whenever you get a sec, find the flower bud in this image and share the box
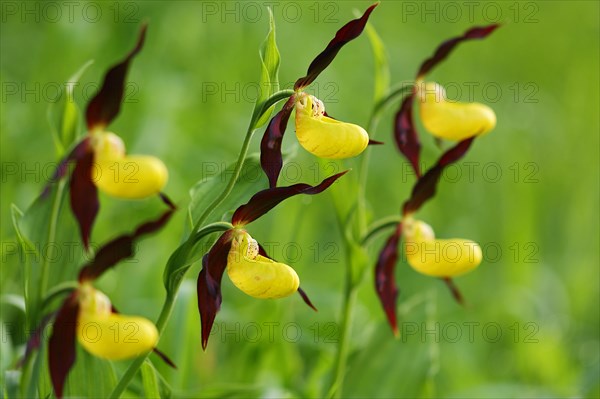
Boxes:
[295,94,369,159]
[404,219,482,277]
[227,232,299,299]
[417,82,496,141]
[76,285,158,360]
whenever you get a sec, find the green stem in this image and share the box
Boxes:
[109,90,294,398]
[191,89,294,233]
[109,222,231,399]
[360,216,404,247]
[327,85,412,398]
[327,276,358,399]
[38,179,66,316]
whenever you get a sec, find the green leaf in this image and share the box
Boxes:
[141,361,162,398]
[64,347,118,397]
[365,23,390,106]
[186,152,268,236]
[47,60,94,156]
[254,7,280,128]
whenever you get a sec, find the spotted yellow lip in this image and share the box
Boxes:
[417,82,496,141]
[226,231,299,299]
[403,219,482,277]
[91,131,168,199]
[294,94,369,159]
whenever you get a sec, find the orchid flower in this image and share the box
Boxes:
[197,171,346,349]
[260,3,378,188]
[49,24,169,249]
[47,202,175,398]
[375,25,500,335]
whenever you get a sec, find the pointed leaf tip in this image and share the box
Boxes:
[294,3,378,89]
[232,171,348,226]
[375,224,402,335]
[86,23,147,130]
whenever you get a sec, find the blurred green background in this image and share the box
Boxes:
[1,1,598,398]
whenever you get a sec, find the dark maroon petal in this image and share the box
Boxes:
[42,138,91,197]
[17,313,56,368]
[70,149,99,251]
[197,231,233,350]
[417,24,500,78]
[294,3,378,90]
[442,277,465,306]
[403,138,474,215]
[375,223,402,336]
[260,97,295,188]
[232,171,348,226]
[152,347,177,369]
[85,24,147,130]
[78,205,176,282]
[298,287,317,312]
[49,293,79,399]
[394,94,421,177]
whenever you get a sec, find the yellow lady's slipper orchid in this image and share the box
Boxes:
[91,132,168,199]
[417,82,496,141]
[404,219,482,277]
[295,94,369,159]
[227,231,299,299]
[76,285,158,360]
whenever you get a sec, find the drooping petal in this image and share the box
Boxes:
[418,82,496,140]
[374,223,402,336]
[197,231,233,350]
[417,24,500,78]
[294,3,378,90]
[226,232,299,299]
[260,97,295,188]
[442,277,465,305]
[49,293,79,399]
[78,202,175,282]
[394,94,421,177]
[295,95,369,159]
[70,147,99,250]
[86,24,147,130]
[403,138,474,215]
[43,138,91,197]
[404,219,482,278]
[94,155,168,199]
[232,171,348,226]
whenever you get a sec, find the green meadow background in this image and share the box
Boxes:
[1,1,598,398]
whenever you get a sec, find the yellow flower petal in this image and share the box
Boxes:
[91,132,168,199]
[227,232,299,299]
[76,285,158,360]
[77,312,158,360]
[418,82,496,141]
[404,219,482,277]
[94,155,168,199]
[295,94,369,159]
